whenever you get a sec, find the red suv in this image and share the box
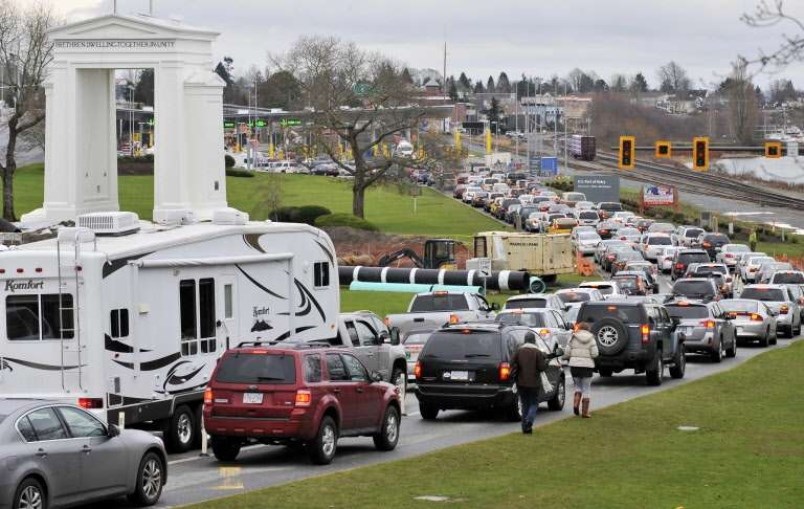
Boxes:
[203,345,401,465]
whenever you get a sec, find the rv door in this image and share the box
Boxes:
[218,276,238,351]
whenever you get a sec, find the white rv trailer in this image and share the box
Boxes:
[0,211,339,452]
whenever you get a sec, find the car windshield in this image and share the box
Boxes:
[411,295,471,312]
[612,276,638,288]
[424,332,502,360]
[403,332,432,345]
[773,273,804,284]
[666,305,710,319]
[648,236,672,245]
[720,300,759,313]
[557,292,591,303]
[579,305,642,324]
[695,266,727,275]
[496,312,547,327]
[216,353,296,384]
[505,298,547,309]
[580,211,598,219]
[673,280,715,296]
[740,288,786,301]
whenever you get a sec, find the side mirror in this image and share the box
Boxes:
[677,332,686,342]
[491,302,500,311]
[370,371,383,383]
[378,331,389,344]
[671,316,681,327]
[389,327,400,346]
[108,423,121,438]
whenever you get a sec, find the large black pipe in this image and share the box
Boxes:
[338,266,532,292]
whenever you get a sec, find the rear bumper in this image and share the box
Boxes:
[203,414,316,442]
[596,347,653,371]
[415,383,515,410]
[733,322,767,339]
[683,332,716,353]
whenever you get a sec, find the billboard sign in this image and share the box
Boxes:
[573,175,620,203]
[642,184,676,207]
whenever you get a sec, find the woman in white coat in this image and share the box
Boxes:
[562,321,599,418]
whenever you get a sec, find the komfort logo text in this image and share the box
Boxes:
[5,280,45,293]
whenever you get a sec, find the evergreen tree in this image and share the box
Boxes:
[486,76,495,93]
[458,72,472,90]
[497,72,511,93]
[474,80,485,93]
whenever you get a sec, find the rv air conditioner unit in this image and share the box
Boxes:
[77,212,140,235]
[153,209,196,226]
[212,208,249,225]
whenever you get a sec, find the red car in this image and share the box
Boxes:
[203,345,401,465]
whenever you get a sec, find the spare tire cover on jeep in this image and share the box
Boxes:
[592,317,629,355]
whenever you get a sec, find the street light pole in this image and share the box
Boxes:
[128,85,134,156]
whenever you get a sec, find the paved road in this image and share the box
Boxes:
[132,271,800,508]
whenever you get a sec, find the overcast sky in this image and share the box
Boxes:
[31,0,804,90]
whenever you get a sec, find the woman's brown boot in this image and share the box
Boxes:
[581,398,591,418]
[573,393,582,416]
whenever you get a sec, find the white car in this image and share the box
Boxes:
[611,211,636,223]
[575,209,601,226]
[578,280,624,299]
[573,231,602,255]
[615,227,642,244]
[674,227,706,247]
[574,201,595,211]
[641,233,674,261]
[494,308,572,349]
[656,246,681,274]
[741,255,776,283]
[715,243,751,270]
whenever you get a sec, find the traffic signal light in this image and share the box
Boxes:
[692,136,709,171]
[655,140,671,159]
[765,141,782,159]
[618,136,635,170]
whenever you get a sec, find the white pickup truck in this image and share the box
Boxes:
[384,291,498,336]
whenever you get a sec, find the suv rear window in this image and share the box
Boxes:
[557,292,590,303]
[772,273,804,284]
[423,332,502,360]
[648,236,672,245]
[684,229,704,238]
[496,313,546,327]
[505,298,546,309]
[679,252,709,264]
[410,295,470,312]
[740,288,786,301]
[599,203,623,211]
[666,305,709,319]
[694,266,727,275]
[704,234,729,243]
[673,280,716,297]
[579,211,598,219]
[578,305,644,324]
[216,353,296,384]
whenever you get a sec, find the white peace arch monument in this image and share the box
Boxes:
[22,10,231,224]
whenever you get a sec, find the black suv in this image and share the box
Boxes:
[575,301,685,386]
[698,233,731,261]
[671,278,720,302]
[671,249,711,281]
[414,324,565,421]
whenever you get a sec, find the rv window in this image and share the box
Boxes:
[110,309,129,338]
[179,280,197,356]
[224,284,233,319]
[6,294,73,341]
[314,262,329,288]
[199,278,216,353]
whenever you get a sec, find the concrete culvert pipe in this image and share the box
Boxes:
[338,266,532,292]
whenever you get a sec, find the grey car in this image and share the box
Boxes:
[0,399,167,509]
[665,301,738,362]
[740,284,803,338]
[719,299,778,347]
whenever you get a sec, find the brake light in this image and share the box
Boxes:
[703,242,711,248]
[414,361,422,379]
[676,263,684,270]
[700,320,716,329]
[780,305,789,315]
[499,362,511,382]
[750,313,762,321]
[640,324,650,344]
[204,388,213,405]
[78,398,103,410]
[725,253,734,258]
[449,314,460,324]
[295,390,312,407]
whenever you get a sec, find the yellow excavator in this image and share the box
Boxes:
[377,239,458,270]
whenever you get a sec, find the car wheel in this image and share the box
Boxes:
[646,353,663,386]
[506,389,523,421]
[592,318,629,355]
[373,405,401,451]
[127,451,164,507]
[760,330,770,347]
[391,368,407,394]
[710,339,724,363]
[14,477,46,509]
[669,345,686,379]
[211,436,241,462]
[166,405,195,453]
[795,321,802,337]
[770,328,778,345]
[419,402,439,421]
[547,376,566,411]
[597,368,613,377]
[726,337,737,358]
[308,416,338,465]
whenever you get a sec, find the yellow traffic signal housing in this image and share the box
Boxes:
[655,140,671,158]
[618,136,636,170]
[765,141,782,159]
[692,136,709,171]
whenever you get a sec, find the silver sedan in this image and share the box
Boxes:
[0,399,167,509]
[719,299,778,347]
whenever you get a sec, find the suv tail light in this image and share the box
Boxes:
[414,361,422,379]
[780,305,789,315]
[295,390,312,407]
[78,398,103,409]
[640,324,650,344]
[699,320,716,329]
[498,362,511,382]
[203,388,213,406]
[675,263,684,270]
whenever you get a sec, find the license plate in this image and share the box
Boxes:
[243,393,263,404]
[449,370,469,381]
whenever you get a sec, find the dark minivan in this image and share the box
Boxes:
[671,249,711,280]
[414,324,565,420]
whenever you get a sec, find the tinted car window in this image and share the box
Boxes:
[772,273,804,284]
[673,280,716,297]
[740,288,786,301]
[423,332,502,360]
[326,353,350,381]
[496,312,546,327]
[410,295,470,312]
[304,354,322,383]
[720,301,759,313]
[578,305,643,324]
[684,229,704,238]
[216,353,296,384]
[403,331,432,345]
[679,253,710,264]
[647,236,672,245]
[557,292,591,303]
[26,408,68,441]
[58,407,106,438]
[705,234,729,243]
[17,416,36,442]
[505,298,546,309]
[666,305,710,319]
[342,354,369,382]
[694,266,727,275]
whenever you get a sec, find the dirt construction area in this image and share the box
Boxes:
[326,227,470,267]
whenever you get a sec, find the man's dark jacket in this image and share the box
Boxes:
[511,343,548,389]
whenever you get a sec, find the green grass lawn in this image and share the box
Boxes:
[186,340,804,509]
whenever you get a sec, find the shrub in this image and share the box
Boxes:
[270,206,301,222]
[315,213,379,231]
[226,167,254,178]
[296,205,332,225]
[225,154,235,168]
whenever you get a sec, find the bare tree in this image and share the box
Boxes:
[726,59,759,144]
[0,0,54,220]
[742,0,804,71]
[657,61,690,93]
[273,36,436,218]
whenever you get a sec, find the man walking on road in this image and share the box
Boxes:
[511,332,548,434]
[749,228,758,252]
